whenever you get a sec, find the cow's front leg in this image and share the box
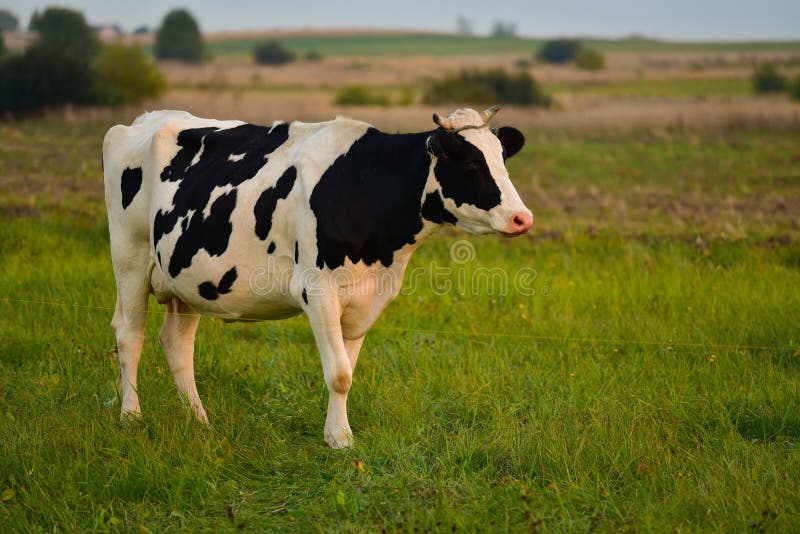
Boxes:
[304,294,354,448]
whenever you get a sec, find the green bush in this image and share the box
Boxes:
[334,85,390,106]
[92,45,166,105]
[304,51,323,62]
[575,47,605,71]
[0,33,5,60]
[422,68,551,107]
[537,39,581,64]
[514,58,532,69]
[397,88,415,106]
[751,62,786,94]
[155,9,204,62]
[253,41,296,65]
[788,75,800,102]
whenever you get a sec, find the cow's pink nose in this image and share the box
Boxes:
[508,212,533,235]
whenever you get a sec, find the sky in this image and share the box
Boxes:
[4,0,799,40]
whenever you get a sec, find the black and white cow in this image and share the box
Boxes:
[103,106,533,448]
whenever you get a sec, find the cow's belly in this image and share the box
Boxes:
[151,260,303,321]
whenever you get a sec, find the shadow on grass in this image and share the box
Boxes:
[726,398,800,443]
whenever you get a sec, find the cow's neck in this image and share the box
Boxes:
[312,127,443,272]
[365,128,444,254]
[333,129,445,339]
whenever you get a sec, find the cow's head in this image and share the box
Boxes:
[426,106,533,236]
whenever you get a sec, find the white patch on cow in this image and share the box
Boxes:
[203,185,235,218]
[187,135,207,170]
[228,153,245,162]
[289,118,370,194]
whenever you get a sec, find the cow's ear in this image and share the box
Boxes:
[497,127,525,159]
[427,129,461,160]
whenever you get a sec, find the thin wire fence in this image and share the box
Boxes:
[0,296,787,354]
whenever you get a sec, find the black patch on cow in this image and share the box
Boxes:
[120,167,143,209]
[301,288,308,305]
[294,241,299,263]
[267,241,276,254]
[157,251,162,268]
[428,129,502,210]
[168,189,237,277]
[153,122,290,277]
[310,129,433,269]
[198,266,238,300]
[254,166,296,240]
[421,191,457,224]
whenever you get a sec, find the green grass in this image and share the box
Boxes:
[193,33,800,58]
[1,120,799,531]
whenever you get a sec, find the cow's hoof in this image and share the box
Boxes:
[190,404,210,427]
[119,408,143,426]
[325,429,354,449]
[119,408,142,423]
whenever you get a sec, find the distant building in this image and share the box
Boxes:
[92,24,123,41]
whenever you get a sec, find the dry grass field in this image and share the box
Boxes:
[50,46,799,133]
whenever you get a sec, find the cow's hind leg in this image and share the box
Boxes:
[159,298,208,424]
[344,336,364,372]
[111,264,150,420]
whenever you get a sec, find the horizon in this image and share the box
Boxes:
[3,0,800,41]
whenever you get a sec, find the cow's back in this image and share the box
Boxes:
[104,111,373,320]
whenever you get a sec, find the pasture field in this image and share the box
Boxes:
[194,33,800,57]
[1,117,799,532]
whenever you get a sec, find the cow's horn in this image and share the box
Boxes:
[481,105,500,123]
[432,113,453,130]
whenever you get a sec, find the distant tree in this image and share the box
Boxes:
[133,25,150,35]
[789,74,800,102]
[0,8,19,32]
[155,9,204,62]
[751,62,786,94]
[29,6,100,60]
[491,21,517,38]
[0,5,169,116]
[253,41,295,65]
[537,39,581,64]
[0,7,105,116]
[575,47,605,70]
[456,16,474,36]
[92,45,166,105]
